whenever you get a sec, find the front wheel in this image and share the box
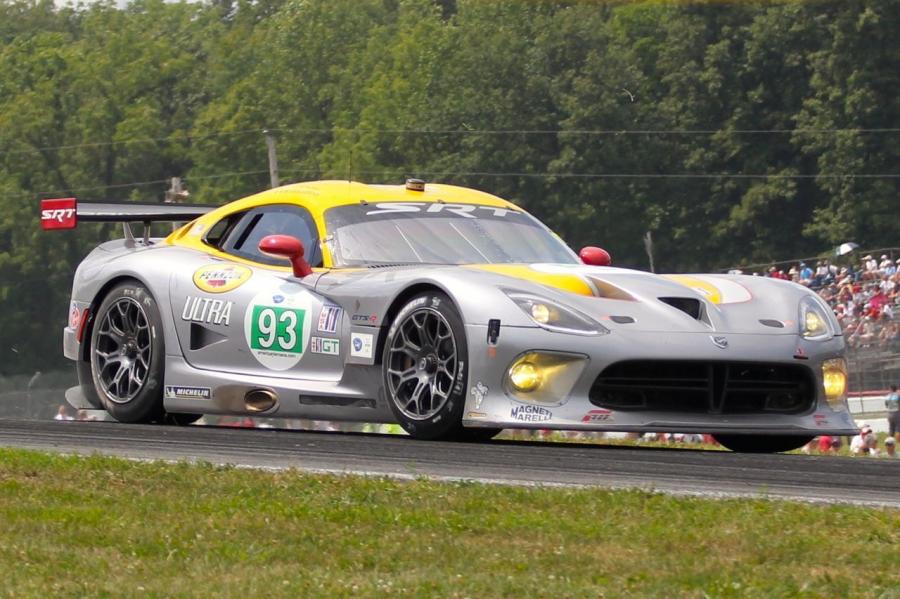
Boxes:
[383,291,469,440]
[713,434,814,454]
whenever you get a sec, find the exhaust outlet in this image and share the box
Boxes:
[244,388,278,413]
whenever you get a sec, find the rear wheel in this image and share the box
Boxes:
[383,291,469,440]
[90,282,165,423]
[713,434,814,454]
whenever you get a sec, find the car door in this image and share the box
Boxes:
[168,203,347,382]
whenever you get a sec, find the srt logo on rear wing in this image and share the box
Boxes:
[40,198,77,230]
[42,208,76,222]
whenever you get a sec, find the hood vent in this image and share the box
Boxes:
[658,296,704,321]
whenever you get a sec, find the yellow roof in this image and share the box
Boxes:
[168,180,519,268]
[214,180,514,217]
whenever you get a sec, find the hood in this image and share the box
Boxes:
[466,263,808,335]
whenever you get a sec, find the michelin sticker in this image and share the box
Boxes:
[244,290,313,370]
[165,385,211,400]
[350,332,374,358]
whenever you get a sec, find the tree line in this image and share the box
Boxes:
[0,0,897,374]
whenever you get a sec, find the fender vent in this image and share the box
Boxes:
[190,323,227,350]
[659,297,703,320]
[590,360,815,415]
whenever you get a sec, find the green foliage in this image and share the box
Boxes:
[0,0,897,373]
[0,449,898,595]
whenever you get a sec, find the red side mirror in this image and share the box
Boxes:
[580,246,611,267]
[259,235,313,278]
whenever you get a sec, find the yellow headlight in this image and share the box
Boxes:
[804,311,826,337]
[509,361,542,392]
[530,303,551,324]
[822,358,847,406]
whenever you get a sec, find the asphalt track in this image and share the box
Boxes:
[0,418,898,508]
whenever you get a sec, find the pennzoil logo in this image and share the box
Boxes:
[193,264,252,294]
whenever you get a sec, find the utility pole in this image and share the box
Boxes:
[264,129,280,188]
[164,177,189,203]
[644,231,655,273]
[164,177,190,232]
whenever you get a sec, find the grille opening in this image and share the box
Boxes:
[659,297,703,320]
[590,360,815,415]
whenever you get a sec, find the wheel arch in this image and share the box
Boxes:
[79,274,155,362]
[375,282,459,365]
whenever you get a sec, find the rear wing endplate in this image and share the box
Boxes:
[40,197,216,243]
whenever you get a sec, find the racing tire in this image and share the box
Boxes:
[75,360,104,409]
[383,291,469,440]
[89,281,165,423]
[713,434,814,454]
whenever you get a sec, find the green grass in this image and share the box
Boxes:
[0,449,897,598]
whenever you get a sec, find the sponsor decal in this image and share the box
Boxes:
[310,337,340,355]
[365,202,517,219]
[582,409,613,423]
[181,296,232,326]
[510,404,552,423]
[40,197,77,230]
[466,411,487,419]
[813,413,829,427]
[193,264,252,294]
[470,381,488,409]
[272,294,285,304]
[431,296,441,308]
[351,313,378,324]
[710,335,729,349]
[350,332,374,358]
[164,385,211,400]
[244,289,313,370]
[69,302,81,329]
[318,304,342,333]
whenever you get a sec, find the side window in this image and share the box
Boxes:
[222,205,322,267]
[203,212,245,249]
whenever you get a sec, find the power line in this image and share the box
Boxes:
[19,167,898,201]
[2,126,899,157]
[352,170,900,180]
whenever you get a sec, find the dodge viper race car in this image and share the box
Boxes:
[42,179,857,452]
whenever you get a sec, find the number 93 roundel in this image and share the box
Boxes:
[244,289,313,370]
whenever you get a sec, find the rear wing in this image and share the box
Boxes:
[40,197,216,242]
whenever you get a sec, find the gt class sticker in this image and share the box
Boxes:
[244,290,313,370]
[193,264,252,294]
[310,337,340,355]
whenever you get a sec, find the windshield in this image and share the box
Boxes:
[324,202,579,267]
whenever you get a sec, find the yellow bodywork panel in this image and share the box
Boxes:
[467,264,595,296]
[165,180,518,270]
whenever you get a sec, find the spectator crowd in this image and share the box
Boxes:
[762,252,899,350]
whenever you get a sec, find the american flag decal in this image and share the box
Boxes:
[318,304,342,333]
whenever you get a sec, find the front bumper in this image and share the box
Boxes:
[461,324,857,436]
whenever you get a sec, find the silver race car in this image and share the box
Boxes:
[43,179,857,452]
